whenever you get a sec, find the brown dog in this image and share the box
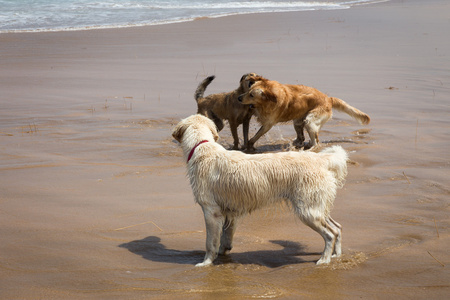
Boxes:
[238,77,370,152]
[194,73,260,150]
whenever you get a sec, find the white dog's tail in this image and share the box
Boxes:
[320,145,348,188]
[195,75,215,102]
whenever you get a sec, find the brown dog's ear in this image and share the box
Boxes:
[263,90,277,103]
[249,77,261,88]
[172,123,186,142]
[252,88,263,97]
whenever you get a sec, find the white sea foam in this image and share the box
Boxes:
[0,0,388,33]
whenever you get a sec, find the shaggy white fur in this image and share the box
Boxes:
[172,114,348,266]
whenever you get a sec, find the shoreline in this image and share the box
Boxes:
[1,0,449,298]
[0,0,390,34]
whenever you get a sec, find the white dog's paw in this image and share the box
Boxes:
[195,258,213,267]
[219,245,232,255]
[219,249,231,256]
[316,257,331,265]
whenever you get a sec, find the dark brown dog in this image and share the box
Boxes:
[194,74,261,150]
[238,77,370,152]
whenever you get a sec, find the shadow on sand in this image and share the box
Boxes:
[241,138,361,154]
[119,236,321,267]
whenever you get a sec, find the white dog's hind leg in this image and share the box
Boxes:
[315,220,336,265]
[301,217,336,265]
[327,217,342,257]
[295,205,336,265]
[196,205,225,267]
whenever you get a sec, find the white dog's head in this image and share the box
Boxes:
[172,114,219,144]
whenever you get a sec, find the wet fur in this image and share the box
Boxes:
[238,77,370,152]
[194,73,260,150]
[172,114,348,266]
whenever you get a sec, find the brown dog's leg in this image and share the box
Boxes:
[246,124,273,152]
[304,118,320,149]
[304,110,331,149]
[293,118,306,148]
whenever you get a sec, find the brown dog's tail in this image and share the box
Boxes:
[194,75,215,103]
[331,97,370,125]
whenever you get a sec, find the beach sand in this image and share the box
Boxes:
[0,0,449,298]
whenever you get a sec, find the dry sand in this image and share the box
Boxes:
[0,0,449,298]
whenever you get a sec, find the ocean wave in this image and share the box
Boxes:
[0,0,388,33]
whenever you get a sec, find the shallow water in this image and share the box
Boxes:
[0,1,449,298]
[1,91,447,298]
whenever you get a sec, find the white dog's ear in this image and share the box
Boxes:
[203,118,219,141]
[172,123,186,142]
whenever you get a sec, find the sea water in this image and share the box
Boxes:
[0,0,387,33]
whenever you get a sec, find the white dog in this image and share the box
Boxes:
[172,114,348,266]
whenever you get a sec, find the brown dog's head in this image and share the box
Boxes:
[238,81,277,107]
[172,114,219,144]
[238,73,266,93]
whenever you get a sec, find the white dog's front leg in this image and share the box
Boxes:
[219,217,237,255]
[196,205,225,267]
[195,258,214,267]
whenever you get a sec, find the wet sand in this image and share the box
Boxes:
[1,0,449,298]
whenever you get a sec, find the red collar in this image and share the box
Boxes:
[187,140,208,163]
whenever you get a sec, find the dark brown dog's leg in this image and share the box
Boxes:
[229,120,240,150]
[208,111,224,132]
[241,116,251,150]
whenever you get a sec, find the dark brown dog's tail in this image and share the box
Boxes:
[194,75,215,103]
[331,97,370,125]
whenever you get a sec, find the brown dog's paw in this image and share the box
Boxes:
[243,146,257,154]
[293,139,306,150]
